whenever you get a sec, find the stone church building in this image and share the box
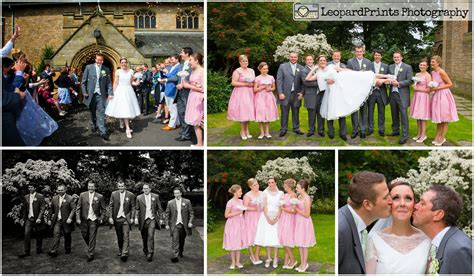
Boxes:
[2,2,203,75]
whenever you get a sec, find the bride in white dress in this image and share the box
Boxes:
[254,177,283,268]
[105,57,141,138]
[366,182,430,274]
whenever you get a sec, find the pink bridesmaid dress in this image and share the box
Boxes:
[294,195,316,247]
[184,71,204,126]
[254,74,279,122]
[223,199,247,250]
[278,193,296,247]
[410,73,431,120]
[243,191,263,246]
[431,71,458,123]
[227,68,256,122]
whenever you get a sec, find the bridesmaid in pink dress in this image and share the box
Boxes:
[243,178,263,265]
[227,55,256,140]
[409,58,432,143]
[223,184,247,269]
[278,179,298,270]
[294,180,316,273]
[183,53,204,147]
[253,62,278,139]
[430,55,458,146]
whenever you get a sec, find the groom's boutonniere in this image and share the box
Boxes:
[101,70,107,77]
[362,64,367,69]
[399,68,403,73]
[380,67,384,72]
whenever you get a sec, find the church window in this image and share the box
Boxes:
[135,10,156,29]
[176,10,199,30]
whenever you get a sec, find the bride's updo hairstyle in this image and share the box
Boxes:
[247,178,258,188]
[389,180,417,201]
[317,55,327,62]
[348,171,386,209]
[283,178,296,191]
[228,184,242,195]
[297,179,309,192]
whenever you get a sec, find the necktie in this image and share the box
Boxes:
[29,194,34,218]
[58,196,63,220]
[361,229,368,257]
[428,244,439,274]
[358,60,362,69]
[291,64,296,75]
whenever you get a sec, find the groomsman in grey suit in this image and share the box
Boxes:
[294,54,319,137]
[175,47,193,142]
[19,185,46,258]
[165,187,194,263]
[413,185,472,274]
[328,50,348,140]
[368,49,389,136]
[338,171,392,274]
[276,52,305,137]
[388,51,413,144]
[346,45,372,139]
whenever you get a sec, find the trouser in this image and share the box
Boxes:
[49,220,72,253]
[141,218,156,255]
[89,93,107,135]
[328,117,347,136]
[140,87,151,114]
[176,89,192,139]
[80,219,98,257]
[114,217,130,256]
[280,99,300,132]
[165,96,179,128]
[307,108,317,134]
[315,91,326,134]
[390,93,409,139]
[368,90,386,133]
[172,223,186,258]
[351,101,368,134]
[24,218,43,254]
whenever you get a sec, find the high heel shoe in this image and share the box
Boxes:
[236,263,243,269]
[229,265,236,270]
[412,136,420,141]
[434,138,446,146]
[126,129,132,139]
[288,261,298,269]
[264,258,272,268]
[247,135,253,139]
[416,136,427,143]
[297,263,309,272]
[272,258,278,268]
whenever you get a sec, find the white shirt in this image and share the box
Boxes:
[2,40,13,57]
[145,194,154,220]
[290,63,297,91]
[347,204,367,242]
[431,226,451,248]
[332,61,340,69]
[29,193,36,218]
[117,192,126,219]
[58,194,65,220]
[374,61,381,73]
[87,192,97,221]
[357,58,363,69]
[176,198,183,225]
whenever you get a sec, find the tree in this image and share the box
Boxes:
[255,157,317,190]
[274,34,332,63]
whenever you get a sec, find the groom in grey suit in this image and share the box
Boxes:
[368,49,389,136]
[339,171,392,274]
[388,51,413,144]
[346,45,372,139]
[276,52,305,137]
[81,53,113,140]
[328,50,348,140]
[413,185,472,274]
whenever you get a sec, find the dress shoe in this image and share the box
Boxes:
[18,253,30,258]
[87,255,95,262]
[317,132,325,138]
[147,254,153,262]
[90,126,97,133]
[293,130,304,135]
[179,252,184,258]
[65,250,71,254]
[161,126,176,131]
[398,137,408,144]
[360,132,366,139]
[36,249,43,254]
[120,255,128,262]
[279,131,287,137]
[117,252,122,256]
[367,130,373,136]
[328,133,334,139]
[175,137,190,142]
[306,132,314,137]
[340,135,347,141]
[47,251,58,257]
[388,132,400,136]
[351,132,358,139]
[379,131,385,136]
[171,257,179,263]
[100,134,110,141]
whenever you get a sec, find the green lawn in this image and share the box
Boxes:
[208,102,472,147]
[207,213,335,274]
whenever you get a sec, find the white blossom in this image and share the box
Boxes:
[274,33,332,62]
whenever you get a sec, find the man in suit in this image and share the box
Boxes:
[76,181,107,262]
[39,64,56,90]
[413,185,472,274]
[165,187,194,263]
[19,185,46,258]
[388,51,413,144]
[327,50,348,141]
[140,63,153,115]
[368,49,390,137]
[346,45,372,139]
[295,54,319,137]
[276,52,305,137]
[135,184,163,262]
[47,185,76,257]
[108,181,136,261]
[160,54,183,131]
[175,47,193,142]
[338,171,392,274]
[81,53,114,141]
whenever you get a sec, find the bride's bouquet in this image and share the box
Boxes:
[428,81,439,88]
[387,74,397,80]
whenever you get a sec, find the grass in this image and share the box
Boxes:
[207,213,335,274]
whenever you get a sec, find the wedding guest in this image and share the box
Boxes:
[223,184,247,269]
[183,53,204,147]
[40,64,56,90]
[254,62,278,139]
[278,179,298,270]
[19,184,46,258]
[140,63,153,115]
[227,55,255,140]
[388,51,413,144]
[410,58,432,143]
[154,63,169,124]
[430,55,458,146]
[38,83,66,116]
[368,49,389,137]
[327,50,348,140]
[175,47,194,142]
[276,52,304,137]
[54,67,75,111]
[160,54,182,131]
[243,178,264,265]
[294,180,316,272]
[2,25,20,57]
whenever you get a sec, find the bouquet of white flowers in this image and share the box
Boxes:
[261,80,272,85]
[178,71,190,78]
[236,205,247,211]
[412,76,420,84]
[290,198,300,205]
[279,199,286,206]
[244,77,255,83]
[252,197,262,205]
[428,81,439,88]
[387,74,397,80]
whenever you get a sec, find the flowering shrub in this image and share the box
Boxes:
[274,33,332,63]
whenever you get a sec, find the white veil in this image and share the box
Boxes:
[368,216,393,237]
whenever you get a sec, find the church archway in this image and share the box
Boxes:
[70,44,122,81]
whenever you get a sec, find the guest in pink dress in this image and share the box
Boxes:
[183,53,204,147]
[278,179,298,270]
[410,58,432,143]
[243,178,263,265]
[254,62,278,139]
[223,184,247,269]
[430,55,458,146]
[227,55,256,140]
[294,180,316,273]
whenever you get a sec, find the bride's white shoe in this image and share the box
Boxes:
[126,129,132,139]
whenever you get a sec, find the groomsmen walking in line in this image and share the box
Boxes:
[295,54,319,137]
[276,52,305,137]
[347,45,372,139]
[175,47,193,142]
[388,51,413,144]
[47,185,76,257]
[368,49,389,137]
[135,184,163,262]
[328,50,348,141]
[76,182,107,262]
[108,181,136,261]
[165,187,194,263]
[19,185,46,258]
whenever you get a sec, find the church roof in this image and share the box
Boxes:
[135,32,204,57]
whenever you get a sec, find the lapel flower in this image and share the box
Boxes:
[125,197,129,201]
[381,67,384,72]
[101,70,107,77]
[182,203,186,207]
[363,64,367,68]
[152,198,155,201]
[94,197,98,201]
[296,68,300,72]
[399,68,403,73]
